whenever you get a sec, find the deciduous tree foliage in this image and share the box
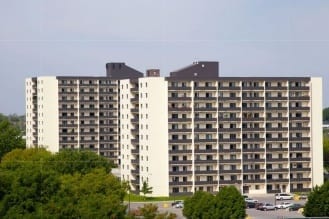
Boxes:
[0,118,25,160]
[0,148,126,219]
[183,186,246,219]
[303,181,329,217]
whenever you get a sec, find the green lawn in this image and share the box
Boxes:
[124,193,188,202]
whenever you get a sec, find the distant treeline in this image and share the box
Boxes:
[0,113,25,134]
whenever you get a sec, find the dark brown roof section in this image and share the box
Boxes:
[106,62,143,79]
[146,69,160,77]
[169,61,219,79]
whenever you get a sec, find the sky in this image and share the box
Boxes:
[0,0,328,115]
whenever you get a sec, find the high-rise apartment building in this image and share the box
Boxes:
[26,61,323,196]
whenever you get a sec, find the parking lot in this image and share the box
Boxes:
[128,194,307,219]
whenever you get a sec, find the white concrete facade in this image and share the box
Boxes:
[25,77,59,151]
[138,77,169,196]
[310,77,323,186]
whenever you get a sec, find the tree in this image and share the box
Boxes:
[141,181,153,199]
[183,190,216,219]
[324,132,329,171]
[215,186,246,219]
[323,107,329,122]
[303,181,329,217]
[183,186,246,219]
[0,148,126,218]
[45,149,113,175]
[0,118,25,160]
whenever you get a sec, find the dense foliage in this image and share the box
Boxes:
[323,107,329,122]
[141,181,153,199]
[183,186,245,219]
[303,181,329,217]
[0,116,25,160]
[0,148,125,218]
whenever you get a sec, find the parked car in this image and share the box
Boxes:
[256,203,265,210]
[259,203,276,211]
[275,193,293,200]
[275,202,293,209]
[288,203,304,211]
[245,197,258,203]
[172,201,184,208]
[246,201,256,208]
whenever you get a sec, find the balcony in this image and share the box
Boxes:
[194,139,217,143]
[168,107,192,112]
[194,149,217,154]
[194,86,217,91]
[218,107,241,112]
[194,128,217,133]
[194,107,217,112]
[289,96,310,101]
[290,137,310,142]
[290,157,311,162]
[195,159,217,164]
[169,149,192,154]
[266,158,289,162]
[219,148,241,153]
[194,117,217,122]
[266,96,288,101]
[218,138,241,143]
[267,178,289,183]
[266,138,289,142]
[168,86,191,91]
[267,168,289,173]
[195,170,218,175]
[289,147,310,152]
[243,169,265,173]
[169,160,192,165]
[242,138,265,142]
[194,97,217,101]
[242,107,264,111]
[243,158,265,163]
[290,167,311,172]
[168,97,192,102]
[169,128,192,133]
[168,118,191,123]
[169,171,192,175]
[289,86,309,91]
[242,148,265,153]
[220,169,242,174]
[219,128,241,132]
[266,147,288,152]
[195,180,219,185]
[218,180,242,184]
[243,179,266,184]
[219,159,241,164]
[169,139,192,144]
[290,178,311,182]
[169,181,193,186]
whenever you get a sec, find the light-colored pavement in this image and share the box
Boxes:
[127,195,306,219]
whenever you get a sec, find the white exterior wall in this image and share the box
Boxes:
[25,78,35,147]
[139,77,169,196]
[310,77,324,186]
[119,80,133,182]
[37,77,59,152]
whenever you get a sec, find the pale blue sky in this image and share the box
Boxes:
[0,0,328,115]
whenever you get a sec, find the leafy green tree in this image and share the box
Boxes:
[303,181,329,217]
[324,133,329,170]
[139,203,158,219]
[183,191,216,219]
[46,149,113,175]
[44,168,127,218]
[141,181,153,199]
[0,148,126,218]
[215,186,246,219]
[183,186,245,219]
[0,118,25,160]
[323,107,329,122]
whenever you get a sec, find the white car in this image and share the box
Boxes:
[275,193,293,200]
[245,197,258,203]
[275,202,293,209]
